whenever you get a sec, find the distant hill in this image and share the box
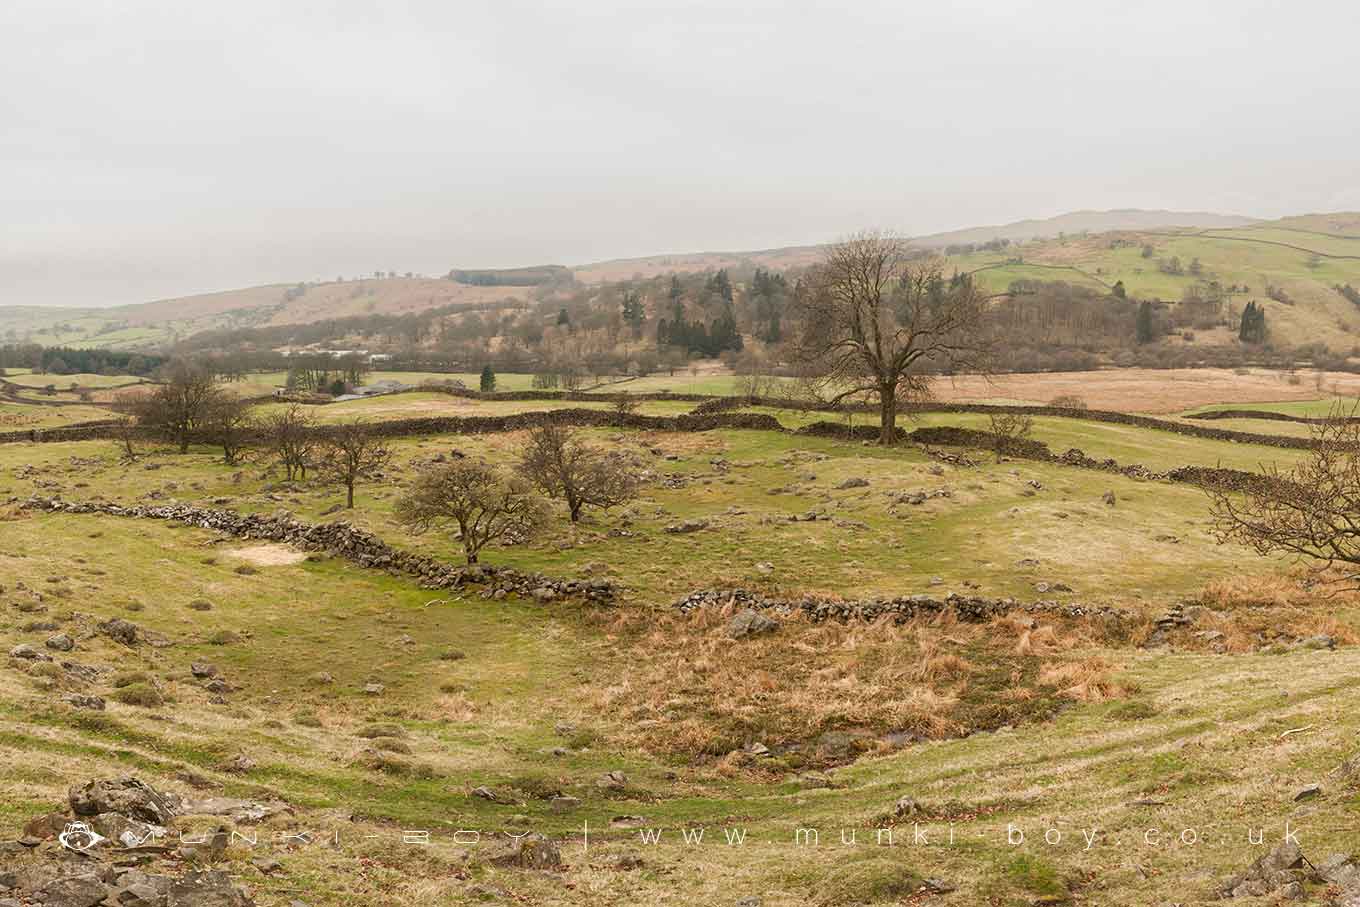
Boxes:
[569,210,1260,281]
[911,209,1260,249]
[0,278,533,350]
[14,209,1360,353]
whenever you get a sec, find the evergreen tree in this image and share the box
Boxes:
[705,269,733,303]
[1135,300,1155,344]
[556,308,570,328]
[480,364,496,392]
[621,290,644,334]
[1239,301,1268,343]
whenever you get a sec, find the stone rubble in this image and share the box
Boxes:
[675,588,1129,624]
[4,776,259,907]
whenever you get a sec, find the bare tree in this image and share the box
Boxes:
[612,394,639,417]
[791,232,991,445]
[987,411,1034,461]
[396,459,549,564]
[129,359,223,452]
[203,394,255,465]
[518,422,640,522]
[1209,413,1360,585]
[111,416,140,461]
[261,404,316,481]
[317,419,392,508]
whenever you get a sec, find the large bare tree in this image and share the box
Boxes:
[1208,413,1360,585]
[129,359,223,453]
[791,232,991,445]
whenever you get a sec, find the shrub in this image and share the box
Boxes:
[113,683,165,707]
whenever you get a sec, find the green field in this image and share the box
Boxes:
[3,372,148,389]
[4,381,1360,905]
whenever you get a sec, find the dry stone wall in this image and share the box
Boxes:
[21,497,615,603]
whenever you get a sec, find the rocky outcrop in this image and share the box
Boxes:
[4,777,257,907]
[21,498,615,603]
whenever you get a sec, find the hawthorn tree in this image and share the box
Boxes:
[396,459,549,563]
[791,232,991,445]
[987,411,1034,461]
[518,422,640,522]
[317,419,392,508]
[203,394,255,465]
[261,404,316,480]
[1208,412,1360,586]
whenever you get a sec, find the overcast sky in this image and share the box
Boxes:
[3,0,1358,308]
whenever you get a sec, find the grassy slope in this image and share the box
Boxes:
[3,414,1360,905]
[956,221,1360,350]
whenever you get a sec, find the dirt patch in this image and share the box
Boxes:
[226,544,307,566]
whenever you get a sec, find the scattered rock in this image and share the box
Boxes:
[69,777,181,826]
[44,633,74,652]
[663,519,709,534]
[1102,490,1116,506]
[1220,839,1309,899]
[98,618,140,646]
[488,833,563,871]
[892,796,921,818]
[8,643,50,661]
[727,609,778,639]
[836,477,870,489]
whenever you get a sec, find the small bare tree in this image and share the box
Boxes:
[317,419,392,508]
[203,394,255,465]
[111,416,140,462]
[612,394,639,417]
[396,459,549,564]
[791,232,991,445]
[261,405,316,481]
[129,359,223,452]
[109,390,144,461]
[518,422,640,522]
[988,411,1034,461]
[1209,413,1360,586]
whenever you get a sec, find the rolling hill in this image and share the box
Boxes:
[6,209,1360,352]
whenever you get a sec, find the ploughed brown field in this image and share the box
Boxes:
[928,367,1360,413]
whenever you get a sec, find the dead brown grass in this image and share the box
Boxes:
[930,367,1360,413]
[1187,571,1360,653]
[586,605,1130,767]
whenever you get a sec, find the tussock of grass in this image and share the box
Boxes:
[112,682,165,707]
[807,853,924,905]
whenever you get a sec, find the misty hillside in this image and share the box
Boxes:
[911,208,1260,248]
[0,277,535,350]
[7,209,1360,353]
